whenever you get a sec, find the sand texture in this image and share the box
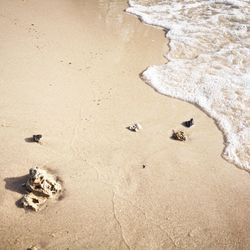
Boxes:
[1,0,250,249]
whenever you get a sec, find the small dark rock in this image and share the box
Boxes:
[183,118,194,128]
[142,165,146,169]
[32,134,42,143]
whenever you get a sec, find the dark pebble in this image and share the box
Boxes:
[32,134,42,143]
[184,118,194,128]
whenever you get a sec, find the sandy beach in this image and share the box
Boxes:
[1,0,250,249]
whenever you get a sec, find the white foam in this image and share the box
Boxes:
[127,0,250,170]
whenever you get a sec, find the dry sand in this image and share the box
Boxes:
[0,0,250,249]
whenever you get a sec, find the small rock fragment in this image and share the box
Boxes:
[128,123,142,132]
[22,192,47,212]
[32,134,42,143]
[172,130,186,141]
[27,246,38,250]
[183,118,194,128]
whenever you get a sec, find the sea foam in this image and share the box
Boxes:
[127,0,250,170]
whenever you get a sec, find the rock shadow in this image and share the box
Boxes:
[24,137,35,143]
[4,174,29,195]
[4,174,30,208]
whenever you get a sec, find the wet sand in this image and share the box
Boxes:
[0,0,250,249]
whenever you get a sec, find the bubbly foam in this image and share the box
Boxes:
[127,0,250,170]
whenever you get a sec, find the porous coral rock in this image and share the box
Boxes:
[21,192,47,212]
[21,167,62,211]
[172,130,186,141]
[26,167,61,197]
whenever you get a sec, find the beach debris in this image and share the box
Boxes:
[142,165,146,169]
[21,167,62,211]
[172,130,186,141]
[128,123,142,132]
[27,246,38,250]
[22,192,47,212]
[32,134,42,143]
[26,167,61,197]
[183,118,194,128]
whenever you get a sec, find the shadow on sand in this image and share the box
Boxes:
[24,137,35,143]
[4,174,29,208]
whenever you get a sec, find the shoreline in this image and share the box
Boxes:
[126,1,250,173]
[0,0,250,249]
[125,5,234,170]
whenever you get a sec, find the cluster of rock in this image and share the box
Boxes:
[127,118,193,141]
[19,118,193,211]
[172,118,194,141]
[21,167,62,211]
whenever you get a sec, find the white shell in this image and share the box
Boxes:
[128,123,142,132]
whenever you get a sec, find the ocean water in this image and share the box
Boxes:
[127,0,250,170]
